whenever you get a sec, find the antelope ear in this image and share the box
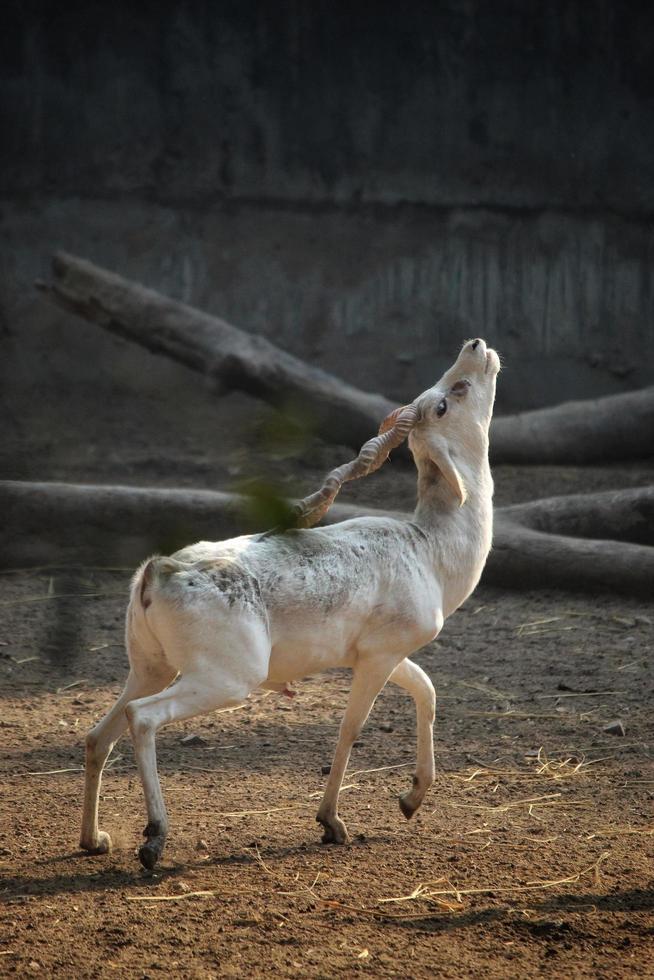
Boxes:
[424,434,467,506]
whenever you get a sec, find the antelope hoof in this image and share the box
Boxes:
[80,830,112,855]
[317,814,349,845]
[399,792,418,820]
[138,840,163,870]
[139,821,166,870]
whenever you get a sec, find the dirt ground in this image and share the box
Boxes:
[1,392,653,978]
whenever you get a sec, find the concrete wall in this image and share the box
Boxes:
[2,0,653,428]
[4,0,654,211]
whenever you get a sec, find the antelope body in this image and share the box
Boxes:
[80,339,500,868]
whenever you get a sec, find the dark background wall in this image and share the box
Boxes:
[4,0,654,211]
[2,0,653,441]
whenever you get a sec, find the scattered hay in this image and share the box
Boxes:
[587,825,654,838]
[464,710,561,720]
[470,837,561,850]
[0,591,124,606]
[0,564,132,574]
[20,767,85,776]
[308,783,357,798]
[348,762,412,779]
[522,625,579,638]
[533,747,609,780]
[252,844,289,881]
[217,802,314,818]
[56,679,89,693]
[516,616,562,634]
[441,792,591,814]
[20,751,125,777]
[447,747,608,786]
[126,891,216,903]
[375,852,609,911]
[537,691,625,699]
[375,881,463,913]
[458,680,513,700]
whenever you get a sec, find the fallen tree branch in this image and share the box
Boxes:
[490,488,654,595]
[37,253,654,463]
[36,253,395,452]
[490,388,654,465]
[2,481,652,597]
[499,486,654,545]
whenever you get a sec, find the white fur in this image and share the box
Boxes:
[80,339,500,867]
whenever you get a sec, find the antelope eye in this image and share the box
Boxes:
[436,399,448,418]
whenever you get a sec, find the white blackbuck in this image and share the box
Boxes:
[80,338,500,868]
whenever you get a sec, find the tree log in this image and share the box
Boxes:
[0,480,400,568]
[2,480,652,597]
[499,486,654,545]
[490,388,654,465]
[38,253,654,463]
[1,481,252,567]
[490,487,654,595]
[37,252,395,452]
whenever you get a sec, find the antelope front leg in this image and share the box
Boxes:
[389,659,436,819]
[316,661,394,844]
